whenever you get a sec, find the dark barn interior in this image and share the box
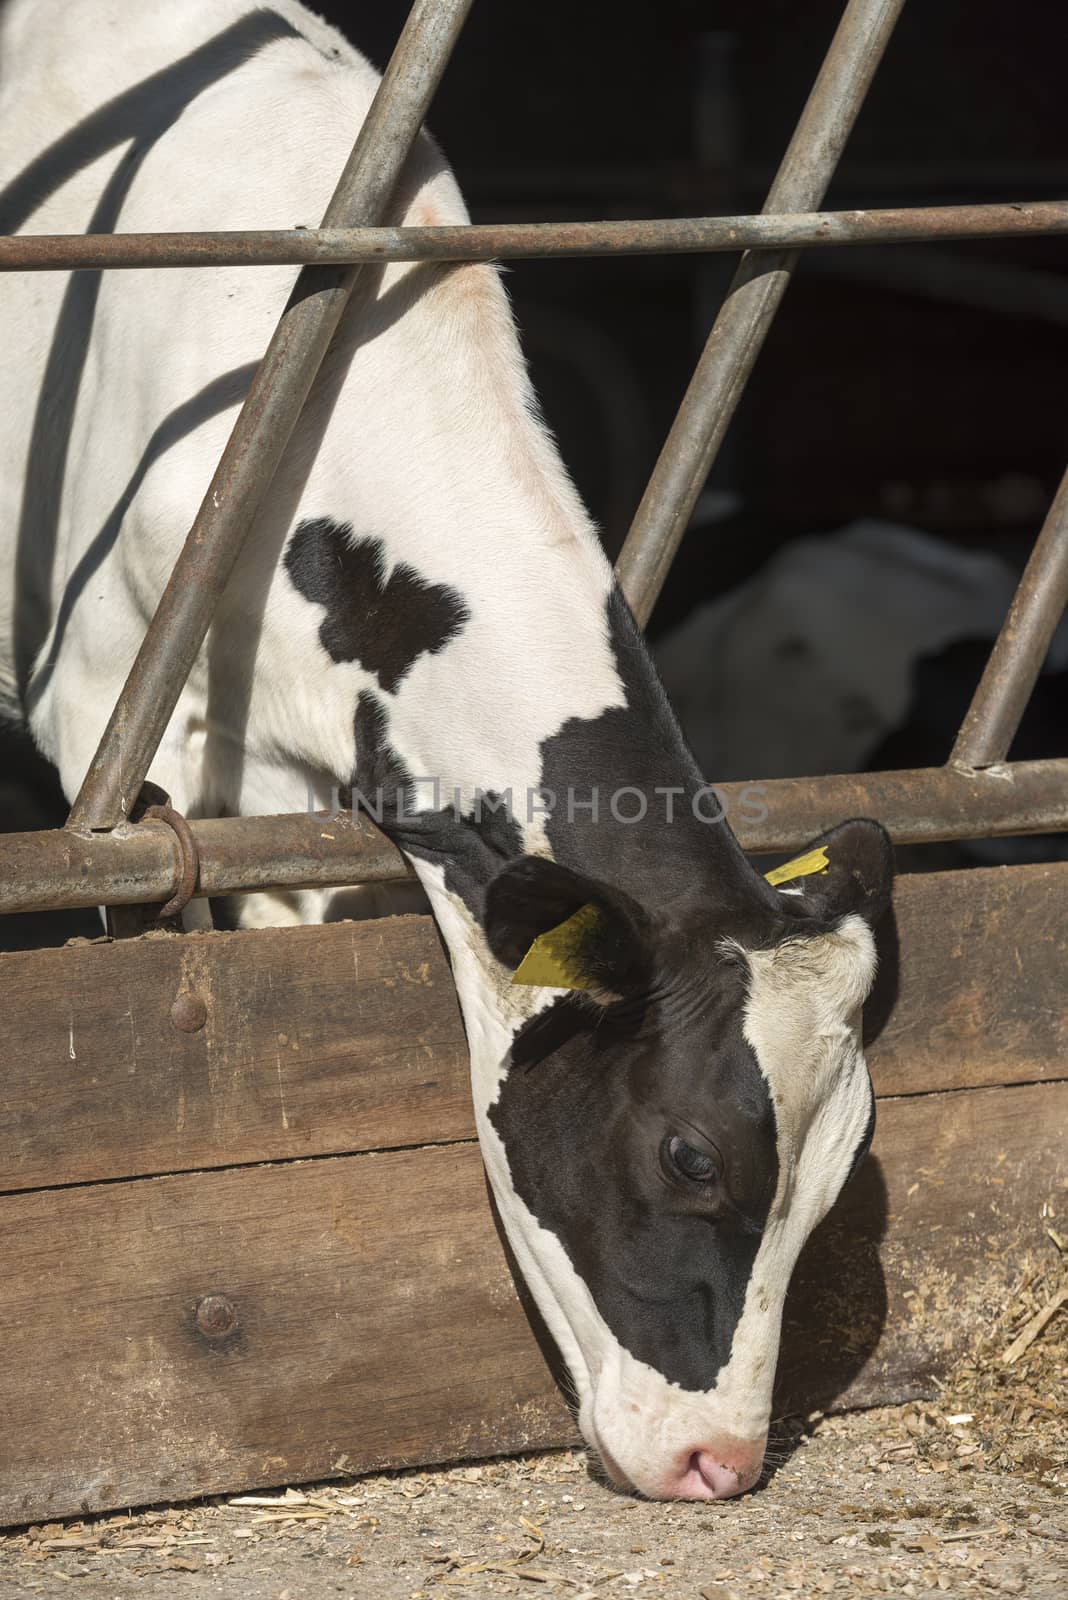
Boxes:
[334,1,1068,558]
[3,0,1068,947]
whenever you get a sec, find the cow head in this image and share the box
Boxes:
[480,818,892,1500]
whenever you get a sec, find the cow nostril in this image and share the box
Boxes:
[690,1451,750,1500]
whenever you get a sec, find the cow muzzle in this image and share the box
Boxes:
[585,1397,767,1501]
[656,1441,767,1500]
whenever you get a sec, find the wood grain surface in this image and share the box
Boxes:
[2,1079,1064,1524]
[2,864,1064,1193]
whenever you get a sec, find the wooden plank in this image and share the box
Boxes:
[0,916,472,1193]
[867,861,1068,1095]
[0,1140,573,1527]
[1,1079,1064,1524]
[1,862,1064,1193]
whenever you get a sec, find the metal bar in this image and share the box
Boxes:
[727,760,1068,852]
[66,0,475,833]
[615,0,908,628]
[5,761,1066,917]
[951,468,1068,769]
[0,811,408,916]
[4,200,1068,272]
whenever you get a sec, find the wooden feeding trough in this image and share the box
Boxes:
[1,866,1065,1524]
[1,0,1066,1527]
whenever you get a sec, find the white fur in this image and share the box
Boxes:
[0,0,622,818]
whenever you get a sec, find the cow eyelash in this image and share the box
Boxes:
[663,1134,722,1186]
[660,1136,766,1235]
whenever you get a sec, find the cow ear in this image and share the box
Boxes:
[484,856,654,1001]
[768,818,894,929]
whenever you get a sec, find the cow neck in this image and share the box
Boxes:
[537,587,770,918]
[356,583,772,930]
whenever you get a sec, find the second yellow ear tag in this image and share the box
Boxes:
[510,902,603,989]
[764,845,830,888]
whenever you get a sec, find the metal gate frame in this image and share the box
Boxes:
[2,0,1066,920]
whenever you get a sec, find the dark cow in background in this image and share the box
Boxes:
[0,0,892,1497]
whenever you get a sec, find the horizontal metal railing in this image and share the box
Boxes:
[3,760,1065,917]
[3,200,1067,272]
[1,0,1065,920]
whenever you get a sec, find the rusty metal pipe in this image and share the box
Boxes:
[66,0,476,833]
[951,468,1068,769]
[4,200,1068,271]
[724,760,1068,853]
[615,0,908,628]
[0,811,408,916]
[4,762,1066,916]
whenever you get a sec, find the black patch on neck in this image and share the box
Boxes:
[538,587,781,923]
[489,969,779,1392]
[286,518,469,693]
[345,581,782,941]
[353,691,522,912]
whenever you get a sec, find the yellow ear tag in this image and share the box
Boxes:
[764,845,830,888]
[510,901,604,989]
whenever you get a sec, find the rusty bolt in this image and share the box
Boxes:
[170,992,207,1032]
[195,1294,237,1340]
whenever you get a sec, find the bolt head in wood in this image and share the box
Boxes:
[170,992,207,1032]
[195,1294,237,1340]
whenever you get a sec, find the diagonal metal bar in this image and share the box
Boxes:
[3,199,1068,272]
[67,0,476,833]
[950,465,1068,770]
[615,0,908,628]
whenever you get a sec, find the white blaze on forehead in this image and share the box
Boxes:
[740,912,876,1154]
[732,914,877,1347]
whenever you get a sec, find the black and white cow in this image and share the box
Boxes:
[0,0,892,1499]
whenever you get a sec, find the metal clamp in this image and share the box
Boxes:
[143,803,200,920]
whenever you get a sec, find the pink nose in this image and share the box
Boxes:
[664,1445,765,1500]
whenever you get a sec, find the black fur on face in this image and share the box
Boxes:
[488,897,780,1391]
[482,829,891,1393]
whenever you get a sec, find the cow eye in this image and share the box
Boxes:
[664,1135,721,1184]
